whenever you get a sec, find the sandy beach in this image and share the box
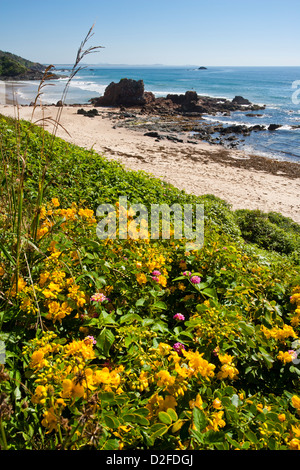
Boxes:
[1,103,300,223]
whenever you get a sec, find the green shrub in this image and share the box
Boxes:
[235,209,300,256]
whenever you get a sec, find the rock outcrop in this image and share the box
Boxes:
[91,79,266,117]
[232,96,252,105]
[92,78,154,107]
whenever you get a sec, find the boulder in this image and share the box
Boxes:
[94,78,147,107]
[232,96,252,105]
[268,124,281,131]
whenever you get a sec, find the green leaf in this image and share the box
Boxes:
[122,413,149,426]
[203,430,225,444]
[99,392,115,403]
[226,433,241,449]
[167,408,178,422]
[104,414,120,429]
[120,313,142,324]
[245,430,258,444]
[102,439,120,450]
[134,408,150,417]
[97,328,115,356]
[158,411,173,425]
[153,301,167,310]
[202,287,217,299]
[171,419,185,433]
[192,407,207,432]
[150,423,169,440]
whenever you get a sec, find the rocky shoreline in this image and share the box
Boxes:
[84,78,289,151]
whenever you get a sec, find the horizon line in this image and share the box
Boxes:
[51,63,300,68]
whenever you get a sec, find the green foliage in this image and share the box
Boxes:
[235,209,300,257]
[0,56,28,77]
[0,50,45,78]
[1,110,300,451]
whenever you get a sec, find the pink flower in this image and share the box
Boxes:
[173,313,185,321]
[152,270,161,276]
[183,271,192,277]
[151,276,159,282]
[190,275,201,284]
[173,342,186,354]
[90,292,108,303]
[288,350,297,360]
[84,335,97,345]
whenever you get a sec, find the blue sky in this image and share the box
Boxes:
[1,0,299,66]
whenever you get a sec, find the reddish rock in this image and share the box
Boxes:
[93,78,147,107]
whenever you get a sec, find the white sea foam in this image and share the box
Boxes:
[70,80,107,94]
[201,115,266,129]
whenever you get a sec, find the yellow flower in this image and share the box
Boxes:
[39,271,50,287]
[277,350,294,364]
[43,282,62,299]
[156,370,175,388]
[9,277,27,297]
[136,273,147,285]
[217,363,239,380]
[292,395,300,411]
[212,398,223,410]
[61,379,85,399]
[64,339,95,361]
[289,438,300,450]
[41,407,58,433]
[31,385,48,404]
[68,284,86,307]
[189,394,203,410]
[30,350,47,370]
[51,198,60,207]
[40,206,47,219]
[138,370,149,389]
[36,225,49,239]
[182,349,216,379]
[55,398,66,408]
[158,275,167,287]
[208,411,226,431]
[261,324,297,341]
[256,403,271,413]
[278,413,286,422]
[158,395,177,412]
[292,425,300,438]
[218,353,235,364]
[46,301,72,323]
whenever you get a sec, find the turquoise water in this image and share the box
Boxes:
[11,65,300,162]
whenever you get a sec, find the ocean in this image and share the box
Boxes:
[3,65,300,163]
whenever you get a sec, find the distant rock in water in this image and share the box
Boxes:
[268,123,282,131]
[232,96,252,105]
[198,66,207,70]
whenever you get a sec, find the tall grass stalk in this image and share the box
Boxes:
[0,25,103,322]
